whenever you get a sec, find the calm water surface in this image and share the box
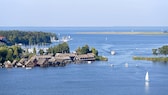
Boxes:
[0,27,168,95]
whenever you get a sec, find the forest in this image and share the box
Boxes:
[0,30,58,45]
[0,46,23,63]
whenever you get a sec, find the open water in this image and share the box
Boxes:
[0,27,168,95]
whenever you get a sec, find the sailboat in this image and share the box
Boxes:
[145,72,150,82]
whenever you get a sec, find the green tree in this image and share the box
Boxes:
[47,42,70,55]
[76,47,81,55]
[61,42,70,53]
[152,49,158,56]
[39,49,44,55]
[0,30,58,45]
[91,47,98,56]
[0,46,23,63]
[33,47,36,55]
[0,47,8,63]
[6,48,13,61]
[80,45,90,54]
[13,46,19,58]
[159,45,168,56]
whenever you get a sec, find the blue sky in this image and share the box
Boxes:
[0,0,168,26]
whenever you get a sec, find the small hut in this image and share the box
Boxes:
[25,56,37,67]
[36,58,48,67]
[18,58,28,66]
[12,60,18,66]
[4,61,13,68]
[75,53,95,62]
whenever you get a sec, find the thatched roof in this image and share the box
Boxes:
[55,53,76,57]
[36,55,52,59]
[76,53,95,59]
[37,58,47,65]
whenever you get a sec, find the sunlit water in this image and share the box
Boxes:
[0,27,168,95]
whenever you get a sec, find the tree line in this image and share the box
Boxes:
[76,44,107,61]
[76,44,98,55]
[47,42,70,55]
[0,46,23,63]
[0,30,58,45]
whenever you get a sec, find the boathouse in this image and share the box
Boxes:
[55,53,76,61]
[25,56,37,67]
[4,61,13,68]
[18,58,28,66]
[75,53,95,62]
[36,58,48,67]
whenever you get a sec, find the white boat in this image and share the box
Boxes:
[26,67,32,70]
[145,71,150,82]
[111,51,116,55]
[50,36,59,42]
[125,63,128,67]
[60,36,72,42]
[87,61,92,64]
[110,64,114,67]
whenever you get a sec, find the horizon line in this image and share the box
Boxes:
[0,26,168,28]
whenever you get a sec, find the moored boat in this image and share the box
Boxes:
[111,50,116,55]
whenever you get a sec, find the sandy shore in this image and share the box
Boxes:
[76,32,168,35]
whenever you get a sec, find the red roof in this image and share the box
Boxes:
[0,36,5,40]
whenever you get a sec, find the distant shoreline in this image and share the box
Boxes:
[76,32,168,35]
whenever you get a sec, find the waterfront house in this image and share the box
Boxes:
[4,61,13,68]
[16,58,28,67]
[48,57,57,66]
[55,53,72,64]
[16,62,23,67]
[36,55,52,60]
[12,60,18,67]
[12,60,17,65]
[75,53,95,62]
[55,53,76,61]
[36,58,48,67]
[25,56,37,67]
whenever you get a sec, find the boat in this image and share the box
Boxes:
[50,36,59,42]
[26,67,32,70]
[111,50,116,55]
[125,63,128,67]
[110,64,114,67]
[145,71,149,82]
[60,36,72,42]
[87,61,92,64]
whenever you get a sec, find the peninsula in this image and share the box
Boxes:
[0,42,108,68]
[76,32,168,35]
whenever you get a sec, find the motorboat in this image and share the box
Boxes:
[111,50,116,55]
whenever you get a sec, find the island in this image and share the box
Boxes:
[133,45,168,63]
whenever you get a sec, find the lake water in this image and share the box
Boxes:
[0,27,168,95]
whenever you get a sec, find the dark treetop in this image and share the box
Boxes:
[0,30,58,45]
